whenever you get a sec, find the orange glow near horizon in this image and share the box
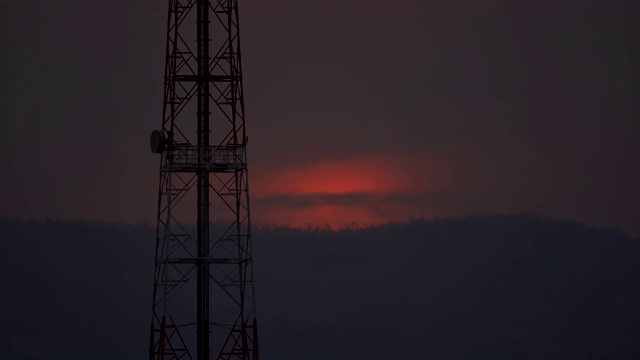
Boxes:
[252,153,449,229]
[255,205,387,229]
[268,159,398,195]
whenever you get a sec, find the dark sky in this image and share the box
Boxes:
[1,0,639,234]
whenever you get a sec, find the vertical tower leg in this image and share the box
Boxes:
[196,1,211,359]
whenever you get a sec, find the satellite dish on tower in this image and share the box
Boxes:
[150,130,166,154]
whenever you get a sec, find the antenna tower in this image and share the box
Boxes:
[149,1,258,359]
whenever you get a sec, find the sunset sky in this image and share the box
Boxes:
[1,0,639,233]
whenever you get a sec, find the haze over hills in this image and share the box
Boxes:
[1,214,639,359]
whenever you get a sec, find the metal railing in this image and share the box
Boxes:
[164,145,246,171]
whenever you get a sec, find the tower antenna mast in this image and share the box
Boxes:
[149,1,258,359]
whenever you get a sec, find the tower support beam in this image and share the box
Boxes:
[196,1,211,359]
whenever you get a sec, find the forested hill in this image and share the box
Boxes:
[1,214,639,359]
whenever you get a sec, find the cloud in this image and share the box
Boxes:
[254,191,440,210]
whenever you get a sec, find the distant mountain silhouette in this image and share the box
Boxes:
[1,214,639,359]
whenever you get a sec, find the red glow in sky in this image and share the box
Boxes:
[252,153,449,228]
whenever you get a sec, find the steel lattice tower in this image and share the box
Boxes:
[149,1,258,359]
